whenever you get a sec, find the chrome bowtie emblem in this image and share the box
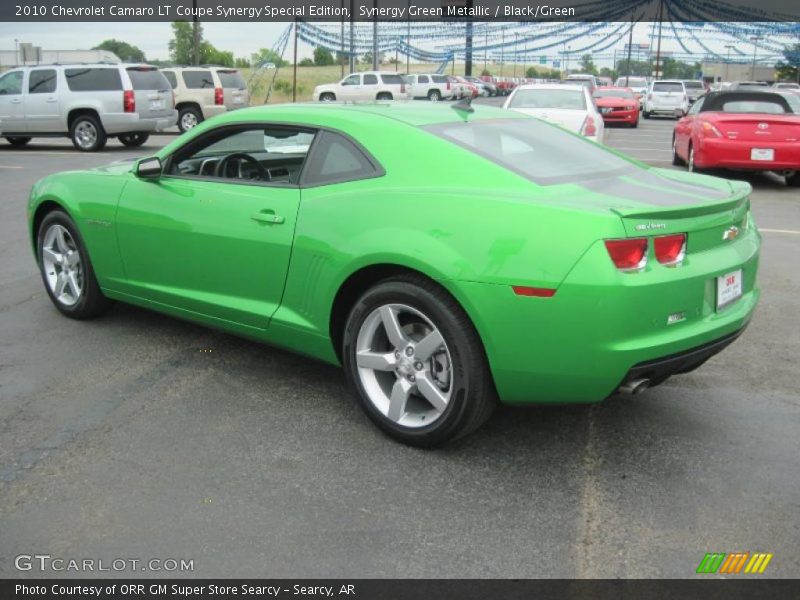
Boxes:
[758,122,769,130]
[723,226,740,241]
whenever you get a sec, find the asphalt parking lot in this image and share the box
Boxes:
[1,109,798,579]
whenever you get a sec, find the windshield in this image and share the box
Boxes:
[424,118,633,185]
[616,77,647,87]
[508,89,586,109]
[593,89,634,99]
[653,82,684,93]
[127,68,170,90]
[683,81,703,89]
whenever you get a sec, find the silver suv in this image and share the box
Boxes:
[0,63,176,151]
[160,66,249,132]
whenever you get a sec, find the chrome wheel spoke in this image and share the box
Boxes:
[379,305,407,348]
[356,350,396,371]
[67,271,81,298]
[53,272,68,298]
[54,226,69,253]
[414,329,444,361]
[416,374,449,412]
[387,378,412,422]
[42,247,63,265]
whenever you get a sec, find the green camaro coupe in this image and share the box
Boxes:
[28,103,760,446]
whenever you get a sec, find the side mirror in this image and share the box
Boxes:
[136,157,162,179]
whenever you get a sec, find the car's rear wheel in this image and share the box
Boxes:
[6,136,32,147]
[786,171,800,187]
[672,135,685,166]
[427,89,441,102]
[376,92,393,101]
[319,92,336,102]
[178,106,202,133]
[342,275,496,447]
[118,132,150,147]
[70,114,107,152]
[687,144,698,172]
[643,110,651,119]
[37,210,112,319]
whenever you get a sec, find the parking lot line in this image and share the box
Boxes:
[760,228,800,235]
[0,165,24,169]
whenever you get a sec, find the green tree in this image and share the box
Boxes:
[599,66,617,80]
[168,21,197,64]
[234,57,250,68]
[775,43,800,81]
[313,46,335,66]
[579,54,598,75]
[616,59,651,77]
[251,48,287,68]
[299,58,314,66]
[200,42,233,67]
[92,39,146,62]
[525,66,537,78]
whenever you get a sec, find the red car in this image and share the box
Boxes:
[454,76,480,98]
[592,86,640,127]
[672,90,800,187]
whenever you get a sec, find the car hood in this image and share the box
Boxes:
[92,158,140,175]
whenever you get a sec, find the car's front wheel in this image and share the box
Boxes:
[427,89,441,102]
[118,132,150,147]
[319,92,336,102]
[178,106,202,133]
[672,135,685,166]
[70,114,107,152]
[6,136,32,147]
[376,92,393,101]
[37,210,112,319]
[342,275,496,447]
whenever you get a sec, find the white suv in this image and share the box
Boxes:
[313,72,409,102]
[405,74,457,101]
[161,66,249,132]
[0,63,176,151]
[643,80,689,119]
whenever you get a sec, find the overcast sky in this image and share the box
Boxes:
[0,21,785,66]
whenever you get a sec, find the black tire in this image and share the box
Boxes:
[786,172,800,187]
[118,132,150,147]
[36,210,113,319]
[643,111,651,119]
[319,92,336,102]
[70,114,107,152]
[6,136,32,147]
[342,274,497,447]
[427,89,441,102]
[376,92,393,101]
[672,135,685,166]
[177,106,203,133]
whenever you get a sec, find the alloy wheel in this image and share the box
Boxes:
[181,112,198,130]
[41,224,83,307]
[74,121,97,150]
[355,303,452,428]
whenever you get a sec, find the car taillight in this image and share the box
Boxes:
[400,83,405,93]
[604,238,648,271]
[700,121,723,138]
[214,87,224,105]
[654,233,687,265]
[123,90,135,113]
[446,81,450,90]
[581,115,597,137]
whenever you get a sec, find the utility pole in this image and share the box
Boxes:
[625,11,634,85]
[464,0,474,77]
[292,19,298,102]
[724,44,734,81]
[191,0,200,65]
[654,0,664,80]
[406,0,410,74]
[750,35,762,80]
[500,29,504,77]
[340,0,345,78]
[484,25,488,72]
[372,0,378,71]
[513,34,518,78]
[349,0,355,73]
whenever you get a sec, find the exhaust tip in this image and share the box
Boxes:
[618,378,650,396]
[782,170,796,178]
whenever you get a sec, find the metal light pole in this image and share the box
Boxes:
[513,34,518,78]
[654,0,664,80]
[625,11,634,86]
[14,38,19,65]
[750,36,762,80]
[292,19,298,103]
[406,0,410,74]
[349,0,355,73]
[724,44,734,82]
[340,0,345,78]
[372,0,379,71]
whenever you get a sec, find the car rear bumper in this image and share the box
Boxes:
[601,109,638,122]
[200,105,228,120]
[102,111,178,134]
[695,138,800,171]
[451,225,760,405]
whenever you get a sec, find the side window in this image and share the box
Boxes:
[168,125,315,184]
[0,70,24,95]
[363,74,378,86]
[28,69,57,94]
[65,68,122,91]
[302,131,382,186]
[181,70,215,89]
[163,71,178,89]
[418,75,429,84]
[687,97,704,115]
[342,74,360,86]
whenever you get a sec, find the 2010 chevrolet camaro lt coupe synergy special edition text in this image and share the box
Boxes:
[27,103,761,446]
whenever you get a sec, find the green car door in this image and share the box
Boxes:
[115,175,300,330]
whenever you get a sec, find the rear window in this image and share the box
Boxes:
[683,81,704,89]
[216,70,246,89]
[380,74,405,85]
[425,118,633,185]
[593,89,633,99]
[127,68,170,90]
[616,77,647,87]
[162,71,178,89]
[65,68,122,92]
[721,100,789,114]
[432,75,448,84]
[653,82,684,92]
[182,70,214,89]
[508,89,586,110]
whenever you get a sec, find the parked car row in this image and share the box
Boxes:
[0,62,250,150]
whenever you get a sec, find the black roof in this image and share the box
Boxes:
[698,91,792,113]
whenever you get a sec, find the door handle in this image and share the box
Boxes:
[46,97,57,103]
[251,210,285,225]
[10,98,21,104]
